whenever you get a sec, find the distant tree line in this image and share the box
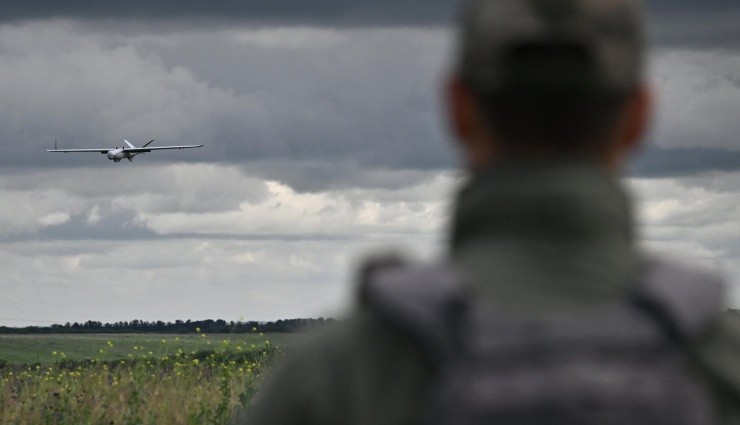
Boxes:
[0,318,335,335]
[2,310,738,334]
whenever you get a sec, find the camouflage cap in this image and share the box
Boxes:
[457,0,645,96]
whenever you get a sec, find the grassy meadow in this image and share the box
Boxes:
[0,331,300,424]
[0,332,298,365]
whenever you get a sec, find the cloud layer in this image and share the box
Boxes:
[1,2,739,325]
[1,0,457,26]
[1,23,454,176]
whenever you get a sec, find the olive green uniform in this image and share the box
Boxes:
[239,163,740,425]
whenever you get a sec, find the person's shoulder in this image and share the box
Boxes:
[238,311,411,424]
[692,312,740,419]
[696,312,740,374]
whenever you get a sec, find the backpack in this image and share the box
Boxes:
[362,257,723,425]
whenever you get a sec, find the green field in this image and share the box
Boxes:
[0,332,299,365]
[0,332,302,424]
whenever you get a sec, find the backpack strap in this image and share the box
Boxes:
[360,258,467,364]
[362,256,725,358]
[635,258,725,344]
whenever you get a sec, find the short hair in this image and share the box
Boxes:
[464,41,633,156]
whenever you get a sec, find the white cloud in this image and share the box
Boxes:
[629,173,740,303]
[231,252,257,264]
[38,211,72,227]
[0,189,84,235]
[86,204,102,225]
[231,27,345,49]
[0,165,451,325]
[135,175,455,237]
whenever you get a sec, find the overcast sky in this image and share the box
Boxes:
[1,1,739,327]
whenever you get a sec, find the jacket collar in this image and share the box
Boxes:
[451,160,634,255]
[448,161,639,309]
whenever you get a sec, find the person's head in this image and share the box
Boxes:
[447,0,651,172]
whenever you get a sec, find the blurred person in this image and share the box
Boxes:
[238,0,740,424]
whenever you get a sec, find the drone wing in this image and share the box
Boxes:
[124,144,203,153]
[47,148,109,153]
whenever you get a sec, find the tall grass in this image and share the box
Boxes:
[0,331,278,424]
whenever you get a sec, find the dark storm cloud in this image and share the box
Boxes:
[0,0,456,26]
[649,8,740,49]
[649,0,739,11]
[0,25,454,177]
[4,0,738,26]
[631,146,740,178]
[2,0,739,55]
[1,3,738,184]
